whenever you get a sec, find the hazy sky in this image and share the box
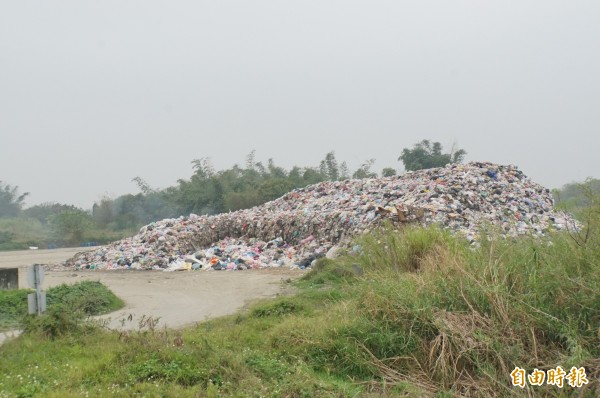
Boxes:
[1,1,599,208]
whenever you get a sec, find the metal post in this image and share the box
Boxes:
[27,264,46,315]
[34,264,42,315]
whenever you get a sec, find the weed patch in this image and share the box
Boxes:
[0,289,30,331]
[47,280,123,315]
[0,280,123,333]
[252,299,304,318]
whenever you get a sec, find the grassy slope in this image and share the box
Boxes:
[0,225,598,397]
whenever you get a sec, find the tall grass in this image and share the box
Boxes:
[318,225,600,396]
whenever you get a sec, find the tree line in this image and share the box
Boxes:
[0,141,467,249]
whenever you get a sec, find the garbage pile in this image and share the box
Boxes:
[58,162,576,271]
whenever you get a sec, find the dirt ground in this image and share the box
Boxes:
[0,247,97,269]
[0,248,303,341]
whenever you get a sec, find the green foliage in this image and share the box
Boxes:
[173,153,331,215]
[300,258,360,285]
[92,151,398,232]
[129,356,203,386]
[48,210,94,245]
[352,158,377,179]
[244,352,289,380]
[4,178,600,397]
[46,281,123,316]
[553,177,600,213]
[22,303,87,338]
[399,139,467,171]
[22,202,79,225]
[1,222,599,396]
[0,209,135,251]
[5,151,401,248]
[257,178,293,203]
[0,217,47,250]
[103,181,184,230]
[339,161,350,180]
[0,281,123,332]
[382,167,397,177]
[110,191,181,229]
[356,223,460,272]
[319,151,340,181]
[91,197,113,228]
[0,181,28,218]
[0,289,30,331]
[252,299,303,318]
[0,230,16,245]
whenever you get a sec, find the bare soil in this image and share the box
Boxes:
[0,247,97,269]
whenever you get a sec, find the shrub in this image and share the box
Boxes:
[47,280,123,315]
[22,303,86,338]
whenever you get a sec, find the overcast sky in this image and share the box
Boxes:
[1,1,598,208]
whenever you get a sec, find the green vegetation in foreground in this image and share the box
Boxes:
[0,223,599,397]
[0,228,600,397]
[0,280,124,332]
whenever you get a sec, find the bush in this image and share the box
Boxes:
[0,289,30,330]
[47,280,123,315]
[0,280,123,334]
[22,303,87,338]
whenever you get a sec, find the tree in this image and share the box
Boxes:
[207,177,225,214]
[319,152,340,181]
[339,162,350,180]
[257,179,293,203]
[49,209,94,245]
[131,177,155,195]
[23,202,79,225]
[0,182,29,218]
[399,140,466,171]
[288,166,303,186]
[191,157,215,179]
[382,168,397,177]
[267,158,287,179]
[553,178,600,212]
[302,168,327,185]
[92,197,114,227]
[353,159,377,179]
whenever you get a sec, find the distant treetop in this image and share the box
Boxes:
[399,140,467,171]
[0,181,29,218]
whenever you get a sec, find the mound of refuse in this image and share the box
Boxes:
[58,162,576,271]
